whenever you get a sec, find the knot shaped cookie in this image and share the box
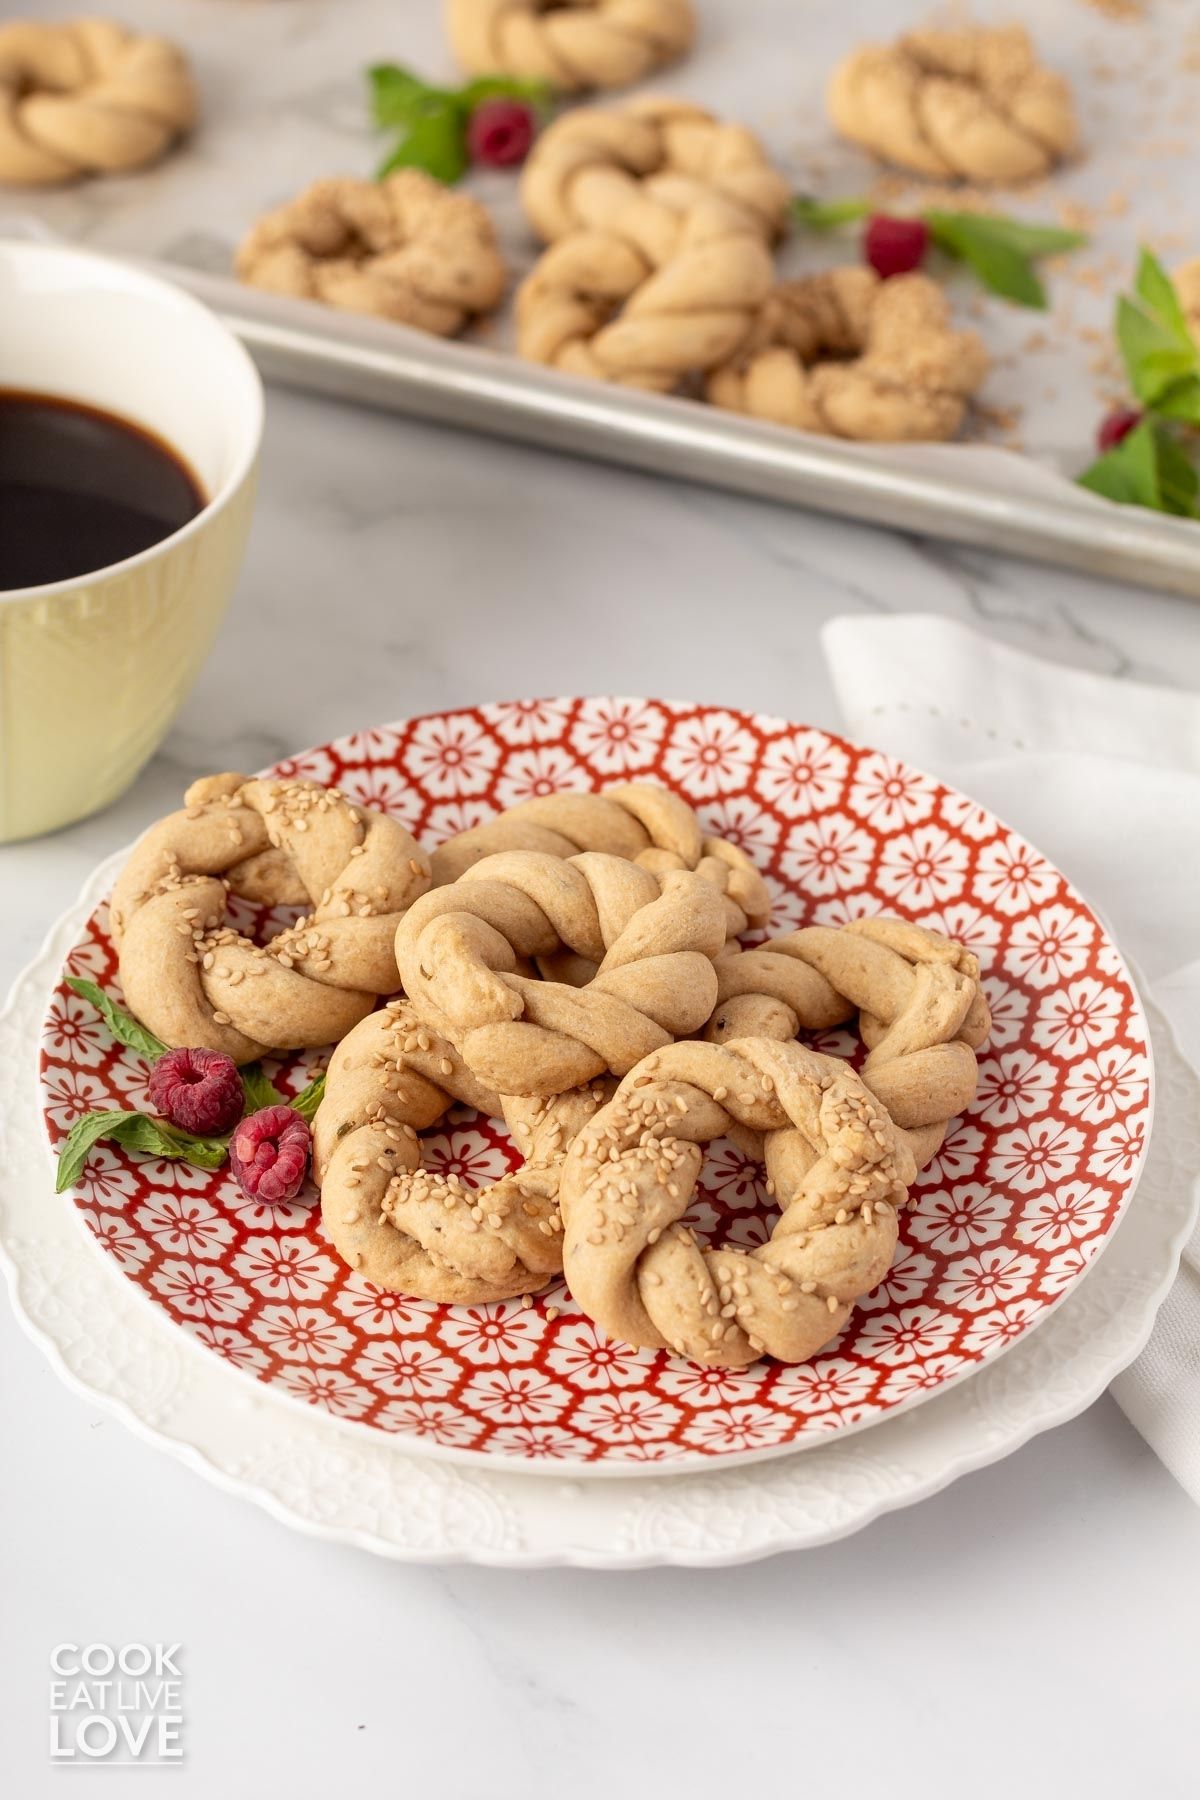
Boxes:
[560,1036,914,1367]
[708,268,989,442]
[110,774,432,1064]
[517,189,774,391]
[315,999,610,1301]
[432,780,770,938]
[829,25,1077,185]
[521,95,790,245]
[706,915,990,1167]
[236,171,506,334]
[0,16,197,186]
[446,0,695,93]
[395,849,728,1096]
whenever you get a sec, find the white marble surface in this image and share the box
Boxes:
[4,1,1200,1794]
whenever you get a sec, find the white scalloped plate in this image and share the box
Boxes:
[2,868,1195,1565]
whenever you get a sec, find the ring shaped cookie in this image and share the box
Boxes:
[707,269,989,442]
[517,191,774,392]
[521,95,790,245]
[560,1036,914,1368]
[236,171,507,335]
[828,25,1077,185]
[314,999,611,1302]
[0,16,197,186]
[705,916,991,1168]
[109,774,432,1063]
[446,0,696,94]
[430,780,770,938]
[395,849,730,1097]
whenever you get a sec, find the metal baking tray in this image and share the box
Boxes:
[154,259,1200,600]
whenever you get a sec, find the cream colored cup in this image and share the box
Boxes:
[0,241,262,842]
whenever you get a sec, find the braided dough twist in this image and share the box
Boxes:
[560,1037,914,1367]
[708,269,989,442]
[395,850,728,1096]
[828,25,1077,185]
[235,171,506,334]
[0,16,196,186]
[517,190,774,391]
[110,775,432,1063]
[315,999,610,1301]
[521,96,790,245]
[706,916,990,1168]
[446,0,695,93]
[431,781,770,937]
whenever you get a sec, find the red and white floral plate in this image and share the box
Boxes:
[38,700,1152,1474]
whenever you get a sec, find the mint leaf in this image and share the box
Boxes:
[1152,425,1199,516]
[1077,418,1197,518]
[65,977,168,1063]
[377,97,468,184]
[1116,294,1197,402]
[1115,254,1200,409]
[369,64,443,129]
[461,74,554,118]
[56,1110,227,1193]
[791,194,871,230]
[105,1116,229,1170]
[290,1073,326,1124]
[1152,373,1200,426]
[934,215,1087,260]
[926,212,1049,308]
[56,1112,138,1193]
[241,1063,286,1112]
[1134,247,1192,344]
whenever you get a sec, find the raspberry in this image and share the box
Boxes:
[229,1104,311,1205]
[467,97,536,169]
[864,213,931,280]
[1097,406,1142,453]
[148,1047,244,1136]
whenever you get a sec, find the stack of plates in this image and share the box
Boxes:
[3,700,1195,1566]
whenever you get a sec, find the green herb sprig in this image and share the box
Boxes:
[1114,249,1200,421]
[56,1112,228,1194]
[1078,416,1198,517]
[56,979,326,1192]
[369,63,553,184]
[791,196,1087,309]
[1076,251,1200,520]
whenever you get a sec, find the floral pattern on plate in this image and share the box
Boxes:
[39,700,1151,1469]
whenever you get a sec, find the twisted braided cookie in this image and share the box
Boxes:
[560,1037,913,1367]
[521,96,790,246]
[110,775,432,1063]
[829,25,1077,185]
[517,191,773,391]
[708,269,989,442]
[706,917,990,1169]
[236,171,506,334]
[395,850,728,1096]
[315,999,610,1301]
[431,782,770,938]
[446,0,695,93]
[0,16,196,186]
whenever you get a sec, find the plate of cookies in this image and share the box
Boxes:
[38,698,1152,1473]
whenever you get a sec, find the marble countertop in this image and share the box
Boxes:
[4,2,1200,1795]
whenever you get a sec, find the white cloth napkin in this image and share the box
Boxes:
[822,613,1200,1502]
